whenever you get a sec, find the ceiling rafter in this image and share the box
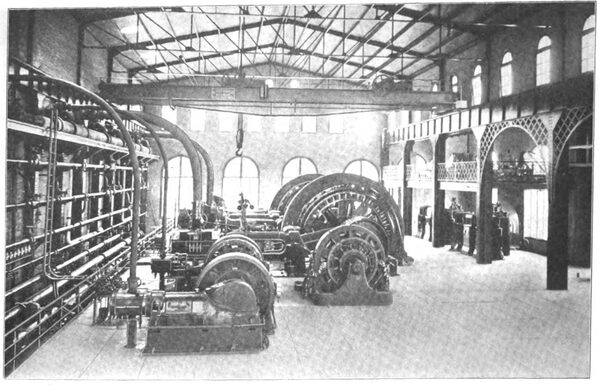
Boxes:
[342,4,436,80]
[312,5,373,77]
[320,5,403,80]
[280,5,343,86]
[361,3,472,80]
[112,17,284,53]
[197,6,264,77]
[399,4,509,75]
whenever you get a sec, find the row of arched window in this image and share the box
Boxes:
[161,156,379,215]
[450,15,594,106]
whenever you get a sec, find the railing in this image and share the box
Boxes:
[493,161,548,183]
[437,161,478,183]
[405,164,433,182]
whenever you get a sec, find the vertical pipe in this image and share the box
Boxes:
[129,111,204,213]
[119,110,169,258]
[76,23,85,85]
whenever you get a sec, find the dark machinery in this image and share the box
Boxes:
[155,173,410,307]
[106,251,276,354]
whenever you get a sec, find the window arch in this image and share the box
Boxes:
[282,157,318,185]
[344,160,379,181]
[431,82,439,92]
[536,36,552,86]
[222,156,259,209]
[161,156,194,220]
[471,65,482,106]
[451,75,459,93]
[500,52,513,97]
[582,15,595,73]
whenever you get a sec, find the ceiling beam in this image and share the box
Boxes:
[129,43,275,74]
[112,17,284,53]
[343,4,436,80]
[360,3,471,80]
[98,82,456,111]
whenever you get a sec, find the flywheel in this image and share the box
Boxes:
[198,252,275,316]
[205,233,264,267]
[281,173,407,261]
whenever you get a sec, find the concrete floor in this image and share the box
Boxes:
[7,236,592,379]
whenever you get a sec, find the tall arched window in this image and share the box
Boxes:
[161,156,194,220]
[582,15,595,73]
[222,156,259,209]
[451,75,459,93]
[282,157,318,185]
[536,36,552,86]
[344,160,379,181]
[500,52,513,97]
[471,65,482,105]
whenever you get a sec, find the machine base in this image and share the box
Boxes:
[143,323,266,354]
[310,262,393,306]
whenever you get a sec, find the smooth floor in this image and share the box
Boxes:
[8,236,592,379]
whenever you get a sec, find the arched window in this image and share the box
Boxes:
[500,52,513,97]
[282,157,318,185]
[451,75,459,93]
[431,82,439,92]
[536,36,552,86]
[344,160,379,181]
[161,156,194,220]
[222,156,259,209]
[471,65,482,106]
[582,15,595,73]
[161,105,177,124]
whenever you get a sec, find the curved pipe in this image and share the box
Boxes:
[118,110,169,259]
[9,74,142,294]
[128,111,204,215]
[192,140,215,205]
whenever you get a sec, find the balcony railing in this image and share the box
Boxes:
[493,161,547,183]
[406,164,433,182]
[437,161,478,182]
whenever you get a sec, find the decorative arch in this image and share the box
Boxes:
[552,106,593,174]
[479,115,549,173]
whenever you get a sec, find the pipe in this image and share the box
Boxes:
[9,74,143,294]
[192,140,215,206]
[6,159,144,171]
[5,226,160,324]
[7,214,139,270]
[127,111,203,214]
[6,207,130,250]
[118,110,169,259]
[142,133,215,205]
[5,186,146,210]
[5,234,123,296]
